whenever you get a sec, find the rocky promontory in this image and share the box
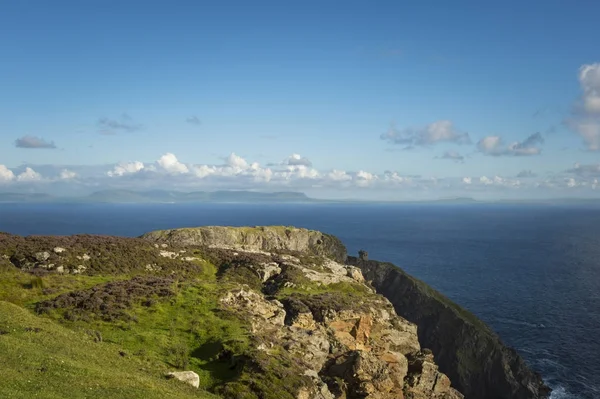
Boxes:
[348,255,550,399]
[0,226,548,398]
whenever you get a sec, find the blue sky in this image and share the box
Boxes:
[1,1,599,200]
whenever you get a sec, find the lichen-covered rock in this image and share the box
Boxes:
[166,371,200,388]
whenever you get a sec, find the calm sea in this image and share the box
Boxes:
[0,202,598,399]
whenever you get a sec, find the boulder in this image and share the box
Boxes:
[34,252,50,262]
[166,371,200,388]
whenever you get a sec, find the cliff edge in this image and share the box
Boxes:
[141,226,347,263]
[348,255,550,399]
[0,227,460,399]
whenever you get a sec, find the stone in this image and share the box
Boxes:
[166,371,200,388]
[346,266,365,282]
[220,288,286,328]
[159,250,179,259]
[256,262,282,282]
[53,247,66,254]
[56,266,64,273]
[34,252,50,262]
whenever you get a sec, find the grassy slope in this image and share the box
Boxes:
[0,301,216,399]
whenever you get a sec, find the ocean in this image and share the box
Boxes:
[0,202,598,399]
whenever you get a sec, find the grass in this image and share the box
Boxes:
[41,274,252,391]
[0,301,217,399]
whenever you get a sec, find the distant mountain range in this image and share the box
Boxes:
[0,190,318,204]
[1,190,599,204]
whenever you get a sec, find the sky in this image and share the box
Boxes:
[1,0,600,200]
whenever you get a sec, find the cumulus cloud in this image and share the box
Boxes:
[59,169,77,180]
[0,165,16,182]
[157,153,189,174]
[516,170,537,178]
[462,177,472,185]
[567,63,600,150]
[107,161,145,177]
[354,170,377,187]
[381,120,471,147]
[438,150,464,162]
[327,169,352,182]
[477,132,544,156]
[579,64,600,114]
[98,114,142,134]
[285,154,312,167]
[16,167,42,182]
[186,116,201,125]
[14,135,57,149]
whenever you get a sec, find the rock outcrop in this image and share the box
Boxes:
[217,248,463,399]
[140,226,348,263]
[166,371,201,388]
[348,256,550,399]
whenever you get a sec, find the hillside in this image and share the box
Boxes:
[0,227,548,398]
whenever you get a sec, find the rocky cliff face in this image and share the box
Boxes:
[141,226,347,263]
[348,256,550,399]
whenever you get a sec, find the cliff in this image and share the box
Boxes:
[141,226,348,263]
[348,256,550,399]
[0,227,460,399]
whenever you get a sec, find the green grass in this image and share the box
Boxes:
[0,301,216,399]
[42,273,252,391]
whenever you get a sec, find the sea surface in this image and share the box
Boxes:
[0,202,599,399]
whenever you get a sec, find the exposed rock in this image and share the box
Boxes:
[256,262,282,282]
[53,247,66,254]
[34,252,50,262]
[159,250,179,259]
[346,266,365,282]
[220,288,286,329]
[350,255,550,399]
[166,371,200,388]
[141,226,348,263]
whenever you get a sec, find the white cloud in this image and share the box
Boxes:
[569,118,600,151]
[107,161,145,177]
[568,63,600,150]
[477,175,520,187]
[382,171,411,184]
[285,154,312,167]
[191,164,217,178]
[381,120,470,146]
[477,133,543,156]
[354,170,377,187]
[226,153,248,170]
[580,63,600,114]
[157,153,189,174]
[0,165,16,182]
[16,167,42,182]
[462,177,472,184]
[327,169,352,182]
[59,169,77,180]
